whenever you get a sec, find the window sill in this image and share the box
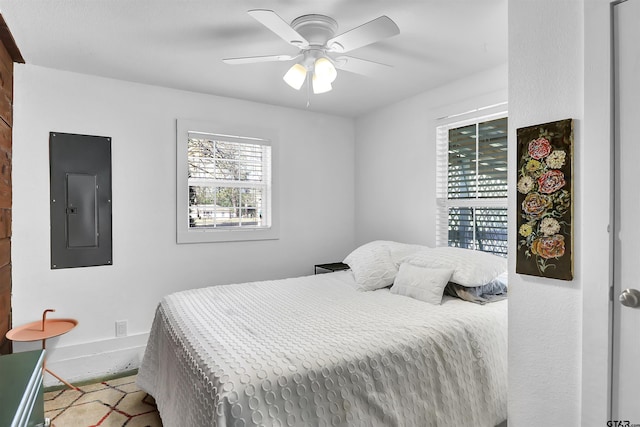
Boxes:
[177,226,279,244]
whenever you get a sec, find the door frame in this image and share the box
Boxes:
[581,0,623,424]
[610,0,635,419]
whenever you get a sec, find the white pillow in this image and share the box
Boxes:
[390,264,453,305]
[385,241,429,266]
[343,241,398,291]
[402,247,507,288]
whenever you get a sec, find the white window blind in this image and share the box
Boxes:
[436,113,508,256]
[187,133,271,230]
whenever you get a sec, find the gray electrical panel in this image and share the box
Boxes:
[50,132,112,269]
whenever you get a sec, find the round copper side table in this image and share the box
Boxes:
[6,309,79,391]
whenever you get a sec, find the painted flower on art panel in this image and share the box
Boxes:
[526,159,542,173]
[537,169,566,194]
[539,217,561,236]
[522,192,552,220]
[517,176,535,194]
[519,224,533,237]
[546,150,566,169]
[531,234,566,259]
[528,137,552,160]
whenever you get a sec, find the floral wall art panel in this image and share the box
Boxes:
[516,118,573,280]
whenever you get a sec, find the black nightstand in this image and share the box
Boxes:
[314,262,350,274]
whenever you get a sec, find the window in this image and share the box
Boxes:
[436,113,508,256]
[177,120,278,243]
[188,136,270,229]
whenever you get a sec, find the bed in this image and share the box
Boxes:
[137,242,508,427]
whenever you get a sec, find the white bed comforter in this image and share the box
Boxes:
[137,271,507,427]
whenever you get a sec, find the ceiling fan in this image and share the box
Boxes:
[222,9,400,94]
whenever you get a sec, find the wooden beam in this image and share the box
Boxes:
[0,14,24,64]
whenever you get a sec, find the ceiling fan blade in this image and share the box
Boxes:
[222,54,298,65]
[248,9,309,48]
[333,55,393,76]
[327,16,400,53]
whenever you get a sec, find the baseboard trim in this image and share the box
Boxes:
[13,332,149,387]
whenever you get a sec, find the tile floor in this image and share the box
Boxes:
[44,374,163,427]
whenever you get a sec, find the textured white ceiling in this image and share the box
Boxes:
[0,0,507,118]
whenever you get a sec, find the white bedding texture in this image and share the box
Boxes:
[137,267,507,427]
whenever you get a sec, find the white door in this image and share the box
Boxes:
[613,0,640,421]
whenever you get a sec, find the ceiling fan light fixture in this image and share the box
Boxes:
[312,73,332,94]
[283,63,307,90]
[314,57,337,83]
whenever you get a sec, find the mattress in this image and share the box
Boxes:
[137,271,507,427]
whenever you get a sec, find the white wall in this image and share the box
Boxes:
[11,65,356,384]
[354,64,507,246]
[508,1,586,425]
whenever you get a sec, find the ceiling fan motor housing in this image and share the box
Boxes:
[291,14,338,47]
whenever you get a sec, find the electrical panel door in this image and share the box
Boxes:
[49,132,112,269]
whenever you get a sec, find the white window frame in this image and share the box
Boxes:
[435,110,508,253]
[176,119,279,243]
